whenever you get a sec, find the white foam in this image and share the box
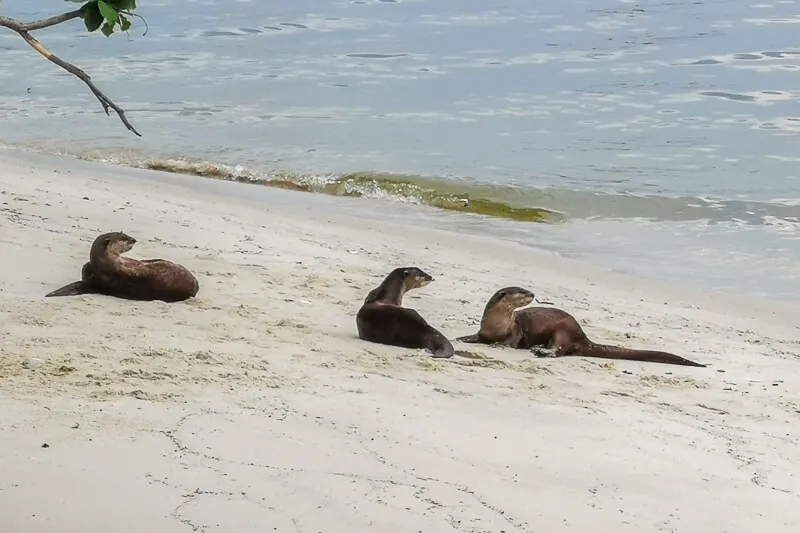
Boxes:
[744,15,800,24]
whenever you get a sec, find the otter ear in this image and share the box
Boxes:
[402,269,410,275]
[104,237,111,246]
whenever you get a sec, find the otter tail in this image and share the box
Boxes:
[45,280,95,298]
[427,331,455,359]
[577,342,706,367]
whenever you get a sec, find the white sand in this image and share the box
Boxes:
[1,148,798,532]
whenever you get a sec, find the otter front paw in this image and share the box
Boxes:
[530,346,556,358]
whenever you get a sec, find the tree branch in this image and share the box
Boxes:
[0,10,83,31]
[0,11,141,136]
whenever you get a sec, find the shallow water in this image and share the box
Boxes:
[0,0,798,301]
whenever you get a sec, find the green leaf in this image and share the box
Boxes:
[100,21,115,37]
[97,0,119,24]
[107,0,136,10]
[119,15,132,32]
[81,1,104,32]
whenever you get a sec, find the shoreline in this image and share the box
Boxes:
[2,149,799,531]
[0,147,796,317]
[3,144,799,305]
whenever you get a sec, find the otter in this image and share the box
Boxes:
[455,287,706,367]
[45,231,199,302]
[356,267,454,358]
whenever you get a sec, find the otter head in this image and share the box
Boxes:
[395,266,434,293]
[91,231,137,259]
[485,286,535,312]
[364,266,434,305]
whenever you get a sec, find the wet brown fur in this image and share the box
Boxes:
[456,287,706,367]
[45,232,199,302]
[356,267,454,358]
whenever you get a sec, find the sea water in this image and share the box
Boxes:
[0,0,798,301]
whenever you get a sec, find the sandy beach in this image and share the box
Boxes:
[1,148,798,532]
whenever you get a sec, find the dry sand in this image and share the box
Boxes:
[1,148,798,532]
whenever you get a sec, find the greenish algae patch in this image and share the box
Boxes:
[145,161,229,179]
[263,179,313,192]
[327,172,561,223]
[141,160,562,224]
[433,196,556,222]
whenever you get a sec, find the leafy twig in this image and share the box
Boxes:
[121,10,148,36]
[0,2,143,136]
